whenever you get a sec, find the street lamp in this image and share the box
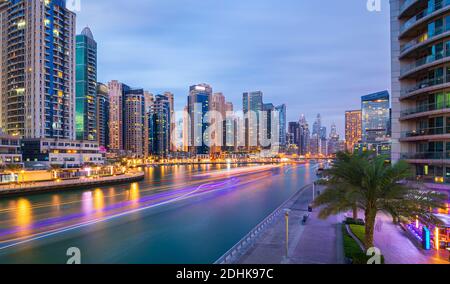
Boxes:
[284,209,291,258]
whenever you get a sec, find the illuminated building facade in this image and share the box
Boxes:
[345,110,362,152]
[76,27,97,141]
[188,84,212,155]
[391,0,450,184]
[0,0,76,139]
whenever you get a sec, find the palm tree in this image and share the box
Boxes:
[314,152,447,249]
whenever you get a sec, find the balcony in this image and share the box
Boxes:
[400,0,419,16]
[400,74,450,98]
[401,152,450,160]
[400,49,450,77]
[400,26,450,56]
[402,126,449,138]
[400,1,450,35]
[400,102,450,118]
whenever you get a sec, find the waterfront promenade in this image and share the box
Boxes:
[231,185,345,264]
[0,171,145,196]
[374,214,449,264]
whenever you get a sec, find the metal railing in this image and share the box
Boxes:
[400,101,450,117]
[400,1,450,33]
[400,74,450,98]
[214,183,312,264]
[400,26,447,54]
[401,126,450,138]
[400,49,450,76]
[400,0,418,15]
[401,152,450,159]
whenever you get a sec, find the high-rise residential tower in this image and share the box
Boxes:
[211,92,226,153]
[163,92,176,152]
[97,83,109,151]
[76,27,97,141]
[299,115,310,155]
[391,0,450,183]
[275,104,287,148]
[243,91,263,150]
[108,80,129,153]
[345,110,362,153]
[149,95,170,157]
[188,84,212,155]
[0,0,76,139]
[124,88,146,157]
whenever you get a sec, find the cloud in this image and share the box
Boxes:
[76,0,391,137]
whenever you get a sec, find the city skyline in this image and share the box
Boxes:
[75,0,391,137]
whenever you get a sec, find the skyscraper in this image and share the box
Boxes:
[261,103,274,149]
[391,0,450,183]
[327,123,340,155]
[76,27,97,141]
[345,110,362,153]
[108,80,127,153]
[361,91,391,143]
[124,88,146,157]
[275,104,287,148]
[97,83,110,151]
[188,84,212,155]
[0,0,76,139]
[243,91,263,150]
[211,92,226,153]
[312,114,322,137]
[143,91,154,157]
[163,92,175,152]
[299,115,310,155]
[149,95,170,157]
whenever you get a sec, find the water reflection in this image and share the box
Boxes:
[15,199,32,236]
[0,164,315,262]
[94,189,105,212]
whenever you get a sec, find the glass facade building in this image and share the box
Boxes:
[76,27,97,141]
[149,95,171,157]
[96,83,109,151]
[275,104,287,148]
[243,91,263,150]
[188,84,212,155]
[345,110,362,153]
[361,91,391,143]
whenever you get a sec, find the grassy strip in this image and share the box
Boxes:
[342,224,385,264]
[342,224,366,263]
[349,224,365,244]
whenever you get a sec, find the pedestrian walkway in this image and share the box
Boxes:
[234,185,344,264]
[374,214,449,264]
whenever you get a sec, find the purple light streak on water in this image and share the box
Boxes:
[0,177,240,239]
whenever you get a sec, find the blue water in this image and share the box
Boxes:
[0,163,315,264]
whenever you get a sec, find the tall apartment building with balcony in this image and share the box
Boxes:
[0,0,76,139]
[391,0,450,185]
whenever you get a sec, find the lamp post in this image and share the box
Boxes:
[284,209,291,258]
[312,182,315,201]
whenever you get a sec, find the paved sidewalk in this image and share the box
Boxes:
[374,214,449,264]
[235,185,344,264]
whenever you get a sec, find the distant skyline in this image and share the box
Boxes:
[76,0,391,137]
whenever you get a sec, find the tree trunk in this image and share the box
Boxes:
[392,215,398,224]
[352,205,358,220]
[364,208,377,249]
